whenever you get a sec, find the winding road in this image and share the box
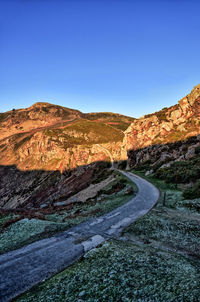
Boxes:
[0,171,159,302]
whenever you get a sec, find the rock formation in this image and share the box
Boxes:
[123,84,200,156]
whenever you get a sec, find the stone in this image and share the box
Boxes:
[79,291,86,298]
[124,186,134,195]
[145,170,153,176]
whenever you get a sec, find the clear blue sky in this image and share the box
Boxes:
[0,0,200,117]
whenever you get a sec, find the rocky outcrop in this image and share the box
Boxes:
[123,84,200,155]
[128,134,200,170]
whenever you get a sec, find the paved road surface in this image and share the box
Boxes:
[0,171,159,302]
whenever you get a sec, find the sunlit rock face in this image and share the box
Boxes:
[0,102,83,141]
[1,85,200,172]
[0,102,135,170]
[122,84,200,155]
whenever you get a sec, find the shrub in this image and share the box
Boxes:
[183,180,200,199]
[155,158,200,184]
[134,160,151,171]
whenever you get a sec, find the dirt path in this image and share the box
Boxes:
[0,171,159,302]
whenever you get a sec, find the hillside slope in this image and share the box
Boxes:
[1,84,200,210]
[122,84,200,155]
[0,103,134,170]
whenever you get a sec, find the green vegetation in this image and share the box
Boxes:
[126,170,200,254]
[106,121,132,131]
[183,180,200,200]
[0,173,137,254]
[125,207,200,257]
[134,146,200,202]
[65,119,124,142]
[153,157,200,200]
[44,173,137,225]
[144,105,173,121]
[44,119,124,149]
[0,218,68,255]
[44,128,86,148]
[0,213,19,232]
[17,240,200,302]
[14,170,200,302]
[132,169,200,213]
[84,111,134,121]
[83,112,134,131]
[154,158,200,184]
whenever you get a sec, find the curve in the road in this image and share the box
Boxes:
[0,171,159,302]
[95,144,115,169]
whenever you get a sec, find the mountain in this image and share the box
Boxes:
[123,84,200,156]
[1,84,200,172]
[125,85,200,197]
[0,102,134,170]
[1,84,200,210]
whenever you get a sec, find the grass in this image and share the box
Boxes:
[17,240,200,302]
[65,119,124,142]
[133,169,200,214]
[124,207,200,257]
[83,112,134,131]
[44,119,124,149]
[124,169,200,257]
[7,171,200,301]
[0,218,69,255]
[0,213,19,232]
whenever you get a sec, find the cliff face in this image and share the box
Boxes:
[123,85,200,156]
[0,104,134,171]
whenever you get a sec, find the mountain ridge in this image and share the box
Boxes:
[1,84,200,172]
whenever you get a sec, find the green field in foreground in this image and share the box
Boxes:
[17,240,199,302]
[16,172,200,302]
